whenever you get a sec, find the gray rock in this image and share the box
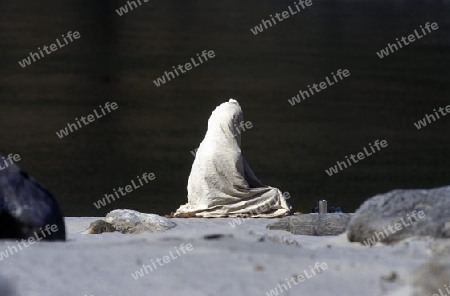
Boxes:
[88,220,116,234]
[266,213,351,236]
[347,185,450,245]
[105,209,176,234]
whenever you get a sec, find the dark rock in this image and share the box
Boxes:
[88,220,116,234]
[266,213,351,236]
[0,154,66,241]
[347,185,450,245]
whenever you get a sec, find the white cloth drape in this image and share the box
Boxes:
[175,99,291,218]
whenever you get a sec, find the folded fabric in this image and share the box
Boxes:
[175,99,291,218]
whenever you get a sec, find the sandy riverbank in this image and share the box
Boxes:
[0,217,437,296]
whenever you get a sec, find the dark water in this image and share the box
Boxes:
[0,0,449,216]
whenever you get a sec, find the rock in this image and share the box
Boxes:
[0,154,66,241]
[88,220,116,234]
[266,213,351,236]
[105,209,176,234]
[347,185,450,245]
[380,271,398,283]
[263,233,301,246]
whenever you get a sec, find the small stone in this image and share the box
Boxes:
[88,220,116,234]
[267,213,351,236]
[254,264,264,271]
[381,271,397,282]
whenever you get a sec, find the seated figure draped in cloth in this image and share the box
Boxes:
[175,99,291,218]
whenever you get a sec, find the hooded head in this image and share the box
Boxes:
[206,99,244,148]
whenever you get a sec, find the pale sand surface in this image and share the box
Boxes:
[0,217,436,296]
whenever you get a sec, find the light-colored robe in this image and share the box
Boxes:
[175,99,291,218]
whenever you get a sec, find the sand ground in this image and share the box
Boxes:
[0,217,436,296]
